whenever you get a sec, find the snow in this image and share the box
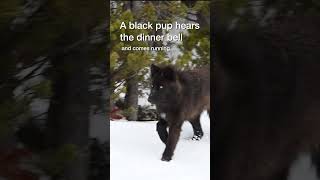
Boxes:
[110,111,210,180]
[89,106,109,142]
[110,108,318,180]
[15,58,48,80]
[289,154,318,180]
[138,90,151,106]
[30,98,49,116]
[138,89,155,109]
[14,60,50,98]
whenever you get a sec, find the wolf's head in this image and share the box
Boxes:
[148,64,182,112]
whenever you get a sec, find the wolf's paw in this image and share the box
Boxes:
[161,155,172,162]
[192,135,202,141]
[161,152,173,162]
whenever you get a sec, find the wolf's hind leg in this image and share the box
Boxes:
[190,114,204,141]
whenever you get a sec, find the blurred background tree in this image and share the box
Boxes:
[0,0,108,180]
[213,1,320,178]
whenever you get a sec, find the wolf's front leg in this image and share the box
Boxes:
[156,118,168,144]
[161,121,183,161]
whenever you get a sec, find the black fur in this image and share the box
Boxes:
[148,64,210,161]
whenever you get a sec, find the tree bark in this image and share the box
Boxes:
[124,77,138,121]
[47,43,90,180]
[122,1,142,121]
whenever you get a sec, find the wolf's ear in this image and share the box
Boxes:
[151,64,161,77]
[162,66,176,81]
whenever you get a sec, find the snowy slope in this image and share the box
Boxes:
[289,154,318,180]
[110,111,210,180]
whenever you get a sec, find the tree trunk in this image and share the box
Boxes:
[124,78,138,121]
[122,1,142,121]
[47,44,90,180]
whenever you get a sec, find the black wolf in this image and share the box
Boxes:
[148,64,210,161]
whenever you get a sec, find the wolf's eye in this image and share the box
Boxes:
[159,85,164,89]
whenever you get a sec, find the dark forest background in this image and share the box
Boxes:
[0,1,108,180]
[213,0,320,180]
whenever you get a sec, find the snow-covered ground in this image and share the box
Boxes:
[110,111,210,180]
[110,91,318,180]
[289,154,318,180]
[110,109,319,180]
